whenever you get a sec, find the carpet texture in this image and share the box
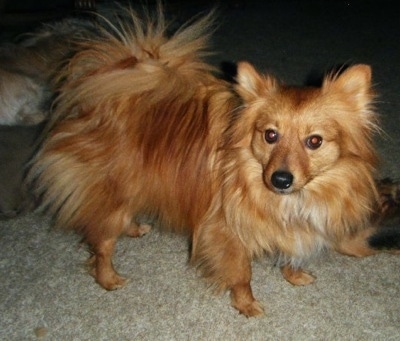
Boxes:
[1,1,399,340]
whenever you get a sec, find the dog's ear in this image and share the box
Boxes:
[323,64,373,109]
[323,64,378,165]
[235,62,277,101]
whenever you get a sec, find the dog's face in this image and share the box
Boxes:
[232,62,377,195]
[249,88,342,194]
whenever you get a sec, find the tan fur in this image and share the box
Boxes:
[30,8,384,316]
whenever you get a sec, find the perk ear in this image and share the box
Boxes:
[323,64,373,109]
[235,61,277,101]
[323,64,379,163]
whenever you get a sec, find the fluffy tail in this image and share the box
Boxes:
[48,4,218,123]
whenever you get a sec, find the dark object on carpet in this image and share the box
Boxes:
[368,178,400,250]
[369,227,400,250]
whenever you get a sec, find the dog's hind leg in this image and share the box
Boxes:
[334,227,381,257]
[337,180,400,257]
[88,237,127,290]
[86,210,144,290]
[336,227,400,257]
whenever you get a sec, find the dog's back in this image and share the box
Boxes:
[28,7,239,290]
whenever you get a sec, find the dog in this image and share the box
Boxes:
[29,7,398,317]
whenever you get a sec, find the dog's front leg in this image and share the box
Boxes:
[230,281,264,317]
[192,223,264,317]
[280,265,316,286]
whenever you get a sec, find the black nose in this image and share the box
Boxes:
[271,171,293,190]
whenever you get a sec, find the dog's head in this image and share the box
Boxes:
[229,62,378,195]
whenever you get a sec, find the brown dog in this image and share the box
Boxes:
[30,8,394,316]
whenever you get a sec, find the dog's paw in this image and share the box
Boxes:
[86,255,128,290]
[233,299,265,317]
[96,274,128,291]
[125,223,152,237]
[281,266,315,286]
[230,284,265,317]
[97,273,128,290]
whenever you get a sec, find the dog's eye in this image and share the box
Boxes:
[306,135,323,149]
[265,129,279,144]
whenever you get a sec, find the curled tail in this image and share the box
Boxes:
[49,5,218,122]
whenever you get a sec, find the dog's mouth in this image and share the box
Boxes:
[272,187,294,195]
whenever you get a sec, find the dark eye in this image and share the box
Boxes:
[306,135,323,149]
[265,129,279,144]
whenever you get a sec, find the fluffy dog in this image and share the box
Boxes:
[30,7,396,316]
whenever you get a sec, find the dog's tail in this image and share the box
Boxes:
[49,4,218,124]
